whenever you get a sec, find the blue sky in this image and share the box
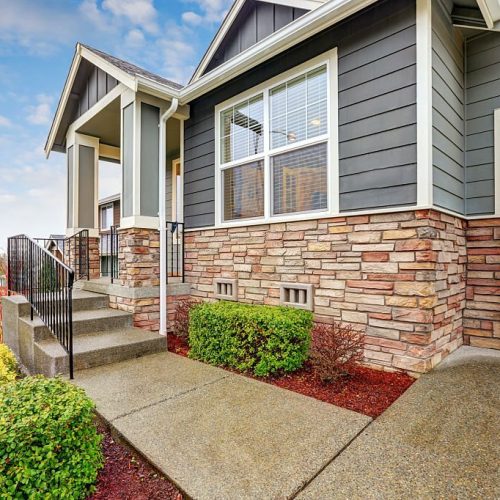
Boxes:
[0,0,231,252]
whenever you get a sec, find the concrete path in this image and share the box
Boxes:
[74,352,371,499]
[298,346,500,499]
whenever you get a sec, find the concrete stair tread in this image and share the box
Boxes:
[21,308,132,328]
[36,328,165,358]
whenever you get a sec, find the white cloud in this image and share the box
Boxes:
[0,116,12,127]
[102,0,159,34]
[125,28,146,48]
[183,0,231,23]
[182,11,203,25]
[27,94,53,126]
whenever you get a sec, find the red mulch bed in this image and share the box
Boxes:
[90,422,182,500]
[167,333,414,418]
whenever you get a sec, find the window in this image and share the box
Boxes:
[101,204,113,230]
[216,50,336,225]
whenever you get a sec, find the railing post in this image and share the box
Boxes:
[29,241,33,321]
[182,223,185,283]
[68,284,74,379]
[7,237,11,296]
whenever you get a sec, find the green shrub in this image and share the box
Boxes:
[0,376,103,498]
[189,301,312,376]
[0,343,17,385]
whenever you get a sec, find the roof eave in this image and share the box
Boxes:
[181,0,378,104]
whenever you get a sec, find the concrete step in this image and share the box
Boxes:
[25,290,109,313]
[19,308,133,341]
[34,328,166,376]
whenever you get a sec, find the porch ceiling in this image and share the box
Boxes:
[77,97,120,148]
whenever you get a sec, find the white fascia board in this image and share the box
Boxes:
[136,76,181,102]
[477,0,495,29]
[45,47,83,158]
[181,0,378,104]
[271,0,327,9]
[189,0,246,84]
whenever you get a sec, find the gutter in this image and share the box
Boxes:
[159,98,179,337]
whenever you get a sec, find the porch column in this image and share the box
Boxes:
[65,133,100,279]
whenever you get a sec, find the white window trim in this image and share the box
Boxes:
[214,47,338,227]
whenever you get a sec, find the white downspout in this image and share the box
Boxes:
[159,98,179,336]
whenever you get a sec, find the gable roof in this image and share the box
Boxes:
[82,45,183,90]
[189,0,328,83]
[45,43,183,157]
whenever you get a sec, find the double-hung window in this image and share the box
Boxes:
[216,49,336,225]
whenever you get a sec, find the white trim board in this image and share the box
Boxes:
[495,108,500,216]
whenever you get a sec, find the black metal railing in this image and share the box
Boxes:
[166,221,185,283]
[35,230,89,282]
[65,230,90,281]
[7,235,75,379]
[100,225,119,283]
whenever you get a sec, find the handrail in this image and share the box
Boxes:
[65,229,90,281]
[100,225,119,283]
[7,234,75,379]
[166,221,185,283]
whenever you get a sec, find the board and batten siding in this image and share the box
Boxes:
[431,0,465,214]
[183,0,417,229]
[78,65,118,118]
[465,32,500,215]
[204,0,308,74]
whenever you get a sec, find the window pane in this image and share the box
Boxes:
[307,100,327,138]
[223,161,264,221]
[307,67,327,103]
[220,95,263,164]
[287,75,306,112]
[272,143,328,215]
[269,65,328,150]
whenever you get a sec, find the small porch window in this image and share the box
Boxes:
[100,204,113,230]
[215,49,337,225]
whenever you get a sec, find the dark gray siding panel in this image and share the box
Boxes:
[204,1,309,74]
[77,64,118,119]
[465,32,500,215]
[140,103,160,217]
[78,145,95,228]
[431,0,465,214]
[67,146,74,228]
[122,104,134,218]
[185,0,417,228]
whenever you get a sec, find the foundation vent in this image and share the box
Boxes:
[280,283,313,311]
[214,278,238,301]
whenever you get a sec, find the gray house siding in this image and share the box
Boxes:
[78,65,118,117]
[184,0,417,229]
[465,32,500,215]
[204,1,308,74]
[432,0,465,214]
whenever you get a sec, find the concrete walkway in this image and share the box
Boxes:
[298,346,500,499]
[74,352,371,499]
[74,347,500,499]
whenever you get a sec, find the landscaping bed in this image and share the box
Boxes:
[167,332,414,418]
[90,422,182,500]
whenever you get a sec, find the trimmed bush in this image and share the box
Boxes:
[0,343,17,385]
[189,301,312,376]
[172,297,200,340]
[0,376,103,498]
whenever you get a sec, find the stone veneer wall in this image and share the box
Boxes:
[64,236,100,280]
[464,219,500,349]
[184,210,467,375]
[109,228,191,332]
[113,228,161,331]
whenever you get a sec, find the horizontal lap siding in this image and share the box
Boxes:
[184,0,417,229]
[465,32,500,215]
[431,0,465,214]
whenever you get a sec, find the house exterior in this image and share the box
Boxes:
[38,0,500,375]
[45,235,65,262]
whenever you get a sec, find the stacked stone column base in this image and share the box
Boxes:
[64,235,100,280]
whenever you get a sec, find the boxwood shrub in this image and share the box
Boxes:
[0,376,103,498]
[0,344,18,385]
[189,301,313,376]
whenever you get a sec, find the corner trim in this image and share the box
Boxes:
[416,0,433,207]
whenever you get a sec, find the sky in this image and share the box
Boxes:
[0,0,232,253]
